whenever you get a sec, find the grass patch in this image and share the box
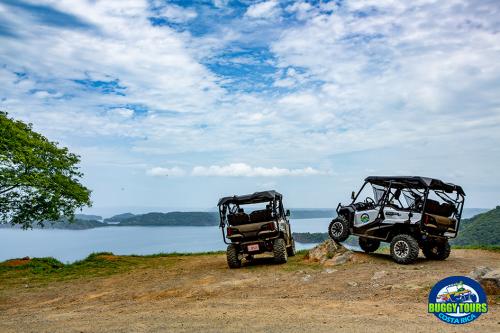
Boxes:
[0,251,225,288]
[131,251,225,258]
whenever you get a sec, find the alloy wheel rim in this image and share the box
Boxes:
[331,221,343,237]
[394,240,409,258]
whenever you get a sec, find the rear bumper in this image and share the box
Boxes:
[227,230,279,243]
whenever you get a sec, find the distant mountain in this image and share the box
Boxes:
[75,214,103,221]
[293,232,329,243]
[41,219,106,230]
[117,212,219,226]
[453,206,500,246]
[104,213,135,223]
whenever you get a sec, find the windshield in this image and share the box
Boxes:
[372,185,385,204]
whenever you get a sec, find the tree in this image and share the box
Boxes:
[0,112,91,228]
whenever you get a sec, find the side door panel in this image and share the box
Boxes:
[382,207,421,225]
[353,209,379,227]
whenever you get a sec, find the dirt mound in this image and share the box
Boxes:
[306,240,354,265]
[2,257,31,267]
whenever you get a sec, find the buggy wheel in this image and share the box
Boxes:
[226,244,241,269]
[328,216,350,242]
[390,234,419,264]
[273,238,288,264]
[358,237,380,253]
[422,240,451,260]
[287,238,296,257]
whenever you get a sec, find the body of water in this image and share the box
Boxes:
[0,218,331,263]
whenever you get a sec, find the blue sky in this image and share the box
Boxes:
[1,0,499,215]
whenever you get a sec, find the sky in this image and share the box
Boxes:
[1,0,499,215]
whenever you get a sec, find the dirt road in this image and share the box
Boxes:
[0,249,498,333]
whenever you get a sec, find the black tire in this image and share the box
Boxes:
[422,240,451,260]
[226,244,241,268]
[287,238,296,257]
[328,216,350,242]
[390,234,419,264]
[273,238,288,264]
[359,237,380,253]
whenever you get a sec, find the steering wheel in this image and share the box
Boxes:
[365,197,375,205]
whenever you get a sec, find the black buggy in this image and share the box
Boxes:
[218,190,295,268]
[329,176,465,264]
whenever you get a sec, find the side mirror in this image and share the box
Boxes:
[351,191,356,200]
[286,209,290,217]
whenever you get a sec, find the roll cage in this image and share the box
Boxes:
[218,190,287,245]
[341,176,465,237]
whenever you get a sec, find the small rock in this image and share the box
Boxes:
[334,251,353,265]
[371,270,387,280]
[302,274,312,282]
[323,268,337,274]
[479,269,500,295]
[347,281,358,287]
[469,266,493,280]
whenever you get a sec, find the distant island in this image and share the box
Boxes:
[292,232,329,243]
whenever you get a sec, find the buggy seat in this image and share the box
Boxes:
[423,199,457,231]
[227,209,277,240]
[227,212,250,226]
[425,199,455,217]
[249,209,273,223]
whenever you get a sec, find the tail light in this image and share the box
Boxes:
[423,215,435,225]
[261,222,276,231]
[227,227,234,236]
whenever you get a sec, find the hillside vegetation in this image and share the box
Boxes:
[104,213,135,223]
[117,212,219,226]
[453,205,500,246]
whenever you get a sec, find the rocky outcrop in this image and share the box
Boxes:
[469,266,499,295]
[306,240,353,266]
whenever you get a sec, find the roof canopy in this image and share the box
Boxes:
[218,190,282,206]
[365,176,465,196]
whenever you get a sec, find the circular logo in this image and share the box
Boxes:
[360,213,370,223]
[428,276,488,324]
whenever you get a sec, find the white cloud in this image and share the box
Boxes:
[147,163,329,177]
[156,4,197,23]
[245,1,281,19]
[147,166,187,177]
[286,1,313,21]
[108,108,134,118]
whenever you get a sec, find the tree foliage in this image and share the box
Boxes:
[0,112,91,228]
